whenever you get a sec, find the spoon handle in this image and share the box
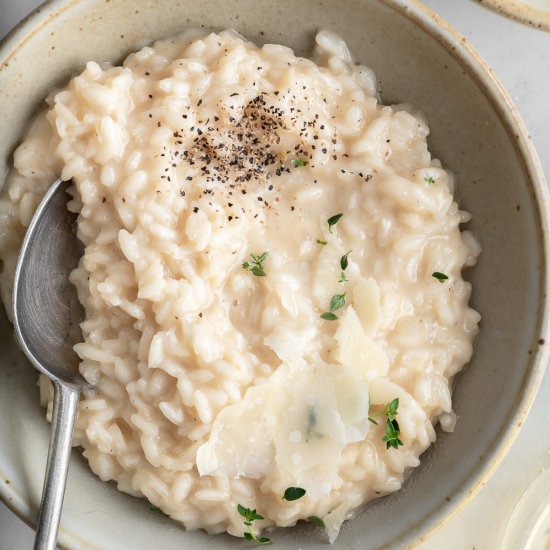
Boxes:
[34,380,80,550]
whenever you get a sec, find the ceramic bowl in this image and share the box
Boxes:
[477,0,550,32]
[0,0,548,548]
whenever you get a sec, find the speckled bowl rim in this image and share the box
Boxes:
[476,0,550,32]
[0,0,548,548]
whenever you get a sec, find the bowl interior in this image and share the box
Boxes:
[0,0,547,549]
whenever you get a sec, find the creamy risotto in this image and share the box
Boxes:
[0,29,480,543]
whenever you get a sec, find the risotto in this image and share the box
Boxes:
[0,29,480,543]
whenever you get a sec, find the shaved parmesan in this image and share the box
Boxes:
[324,501,351,544]
[334,306,389,380]
[195,384,275,479]
[196,360,372,500]
[263,325,316,362]
[352,277,382,337]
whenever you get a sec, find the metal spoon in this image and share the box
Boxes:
[12,178,89,550]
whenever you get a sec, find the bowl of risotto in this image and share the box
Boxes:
[0,0,548,549]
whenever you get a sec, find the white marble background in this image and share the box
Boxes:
[0,1,549,548]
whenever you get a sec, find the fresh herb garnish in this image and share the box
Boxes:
[283,487,306,501]
[317,239,327,245]
[291,158,308,168]
[238,504,264,526]
[327,213,343,233]
[320,312,339,321]
[340,251,351,271]
[149,504,162,512]
[337,251,351,283]
[432,271,449,283]
[383,398,400,422]
[383,418,404,450]
[244,532,271,544]
[238,505,271,544]
[321,291,346,321]
[242,252,269,277]
[424,176,435,184]
[369,398,404,449]
[308,516,325,527]
[330,293,346,312]
[319,244,353,318]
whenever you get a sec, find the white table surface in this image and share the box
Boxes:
[1,1,549,549]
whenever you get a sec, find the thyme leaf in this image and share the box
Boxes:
[283,487,306,501]
[369,398,404,449]
[383,418,404,450]
[329,293,346,312]
[238,505,270,544]
[432,271,449,283]
[308,516,325,527]
[340,251,351,271]
[383,398,400,422]
[242,252,269,277]
[244,532,271,544]
[320,312,339,321]
[238,504,264,523]
[327,213,343,233]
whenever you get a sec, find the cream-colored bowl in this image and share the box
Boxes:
[477,0,550,31]
[0,1,548,548]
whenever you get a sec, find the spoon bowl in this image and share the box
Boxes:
[12,178,88,550]
[13,178,86,386]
